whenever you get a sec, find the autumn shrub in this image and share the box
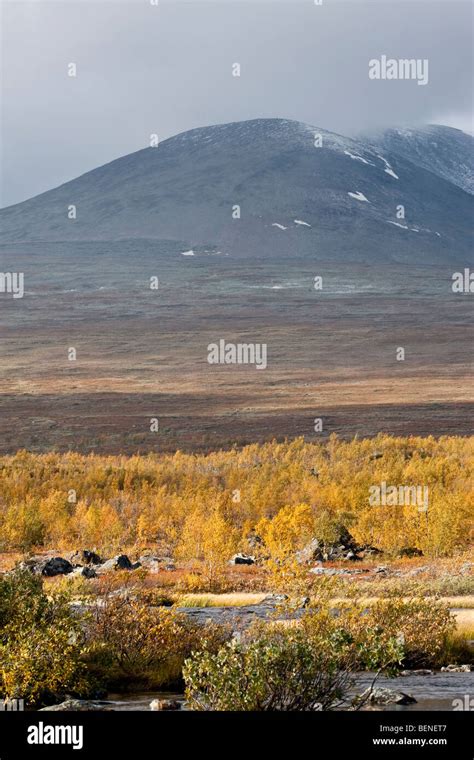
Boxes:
[183,608,403,711]
[0,569,93,706]
[176,507,239,589]
[256,503,315,561]
[342,597,456,668]
[184,597,456,711]
[85,592,231,688]
[0,436,472,563]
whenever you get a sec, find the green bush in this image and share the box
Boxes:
[183,609,404,711]
[0,569,93,706]
[85,592,231,689]
[343,597,456,668]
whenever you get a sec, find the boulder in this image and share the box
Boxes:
[40,700,111,711]
[401,669,433,676]
[71,550,102,566]
[296,528,366,564]
[295,538,323,564]
[229,553,255,566]
[441,664,471,673]
[405,565,429,577]
[361,687,417,706]
[41,557,74,577]
[79,566,97,579]
[399,547,423,558]
[150,699,181,711]
[137,555,173,573]
[97,554,133,572]
[259,594,289,607]
[16,557,45,574]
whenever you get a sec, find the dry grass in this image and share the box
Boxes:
[451,609,474,632]
[176,592,268,608]
[330,595,474,609]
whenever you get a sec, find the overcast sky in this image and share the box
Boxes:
[1,0,472,207]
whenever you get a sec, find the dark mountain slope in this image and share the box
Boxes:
[364,124,473,195]
[1,119,472,264]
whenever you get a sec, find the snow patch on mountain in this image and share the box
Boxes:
[387,221,408,229]
[348,192,369,202]
[377,155,399,179]
[344,150,374,166]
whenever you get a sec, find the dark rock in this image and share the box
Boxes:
[80,566,97,579]
[72,565,97,578]
[297,527,365,564]
[41,557,74,577]
[97,554,133,572]
[399,547,423,558]
[401,669,433,676]
[338,526,359,550]
[131,562,142,570]
[71,550,102,566]
[229,553,255,565]
[115,554,133,569]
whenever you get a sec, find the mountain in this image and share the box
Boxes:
[1,118,472,264]
[363,124,474,195]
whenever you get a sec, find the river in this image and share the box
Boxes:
[106,671,473,711]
